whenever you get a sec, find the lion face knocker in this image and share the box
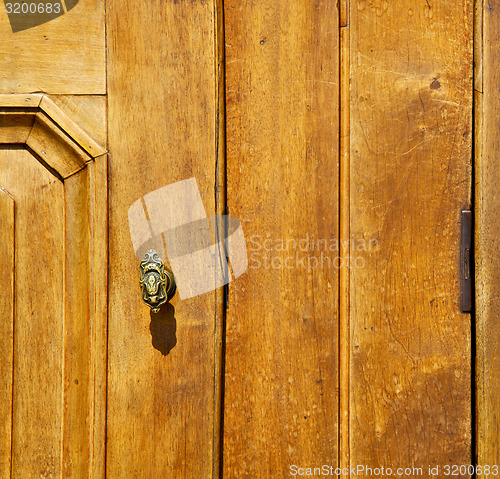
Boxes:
[139,250,176,312]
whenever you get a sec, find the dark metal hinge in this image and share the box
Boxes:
[460,210,473,313]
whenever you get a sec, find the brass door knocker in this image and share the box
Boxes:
[139,250,176,312]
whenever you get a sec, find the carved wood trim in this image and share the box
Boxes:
[0,94,107,179]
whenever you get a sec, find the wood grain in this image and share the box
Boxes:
[63,167,91,477]
[0,0,105,94]
[339,24,350,477]
[0,94,106,179]
[0,91,107,476]
[223,0,340,475]
[51,95,108,148]
[475,0,500,470]
[0,0,482,472]
[26,113,91,179]
[0,113,35,143]
[0,94,42,107]
[106,0,220,476]
[213,0,226,475]
[0,150,106,477]
[349,0,473,470]
[0,187,14,478]
[0,148,65,478]
[87,155,108,479]
[39,96,106,157]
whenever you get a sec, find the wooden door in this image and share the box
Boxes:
[0,0,497,477]
[0,95,107,477]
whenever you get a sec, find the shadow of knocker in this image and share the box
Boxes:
[149,303,177,356]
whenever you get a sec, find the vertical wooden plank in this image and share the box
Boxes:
[89,156,108,479]
[60,158,107,479]
[223,1,340,476]
[106,0,219,477]
[475,0,500,471]
[213,0,226,475]
[62,169,90,478]
[339,24,350,476]
[0,187,14,478]
[61,167,93,478]
[0,149,65,478]
[349,0,472,470]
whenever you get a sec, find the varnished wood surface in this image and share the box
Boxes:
[0,94,106,178]
[87,155,109,479]
[106,0,221,476]
[339,24,350,477]
[223,0,340,475]
[26,113,91,178]
[0,149,65,477]
[0,188,14,478]
[62,165,107,478]
[0,113,35,144]
[52,95,108,148]
[0,0,105,94]
[0,1,488,475]
[39,96,106,157]
[0,96,107,477]
[475,0,500,471]
[349,0,473,470]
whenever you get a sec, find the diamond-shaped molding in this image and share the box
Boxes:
[0,94,107,179]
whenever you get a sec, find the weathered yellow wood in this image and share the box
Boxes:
[0,149,65,478]
[106,0,220,476]
[475,0,500,472]
[0,94,43,108]
[26,112,91,178]
[0,0,105,94]
[87,156,109,479]
[339,24,350,478]
[349,0,473,468]
[61,163,107,478]
[0,99,107,476]
[0,188,14,478]
[223,0,340,475]
[51,95,108,148]
[0,1,486,474]
[39,96,107,157]
[0,113,35,143]
[0,94,107,179]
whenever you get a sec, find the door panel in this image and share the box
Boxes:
[1,148,65,478]
[0,97,107,478]
[63,167,103,477]
[349,0,473,468]
[0,0,488,476]
[0,187,14,478]
[105,0,221,476]
[223,0,340,475]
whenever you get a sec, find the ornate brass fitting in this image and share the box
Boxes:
[139,250,176,312]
